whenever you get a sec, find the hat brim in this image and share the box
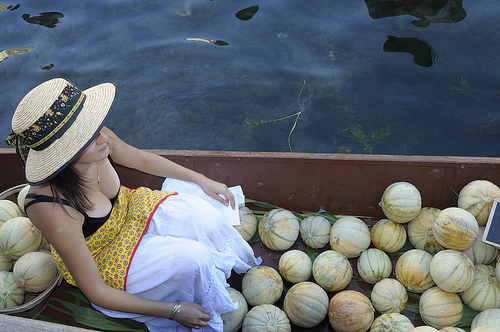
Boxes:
[25,82,118,185]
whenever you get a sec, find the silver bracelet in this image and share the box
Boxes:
[169,300,182,321]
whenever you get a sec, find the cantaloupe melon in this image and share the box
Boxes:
[0,217,42,260]
[13,250,58,292]
[235,206,258,241]
[242,266,283,306]
[242,304,291,332]
[0,200,24,225]
[283,281,328,328]
[299,215,331,249]
[278,249,312,284]
[0,271,24,308]
[379,182,422,223]
[17,185,30,214]
[458,180,500,226]
[221,287,247,332]
[258,209,299,251]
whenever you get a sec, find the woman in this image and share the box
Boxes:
[6,78,260,331]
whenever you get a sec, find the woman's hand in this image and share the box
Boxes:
[198,176,235,209]
[174,301,213,329]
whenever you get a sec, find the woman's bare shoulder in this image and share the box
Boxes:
[25,188,84,238]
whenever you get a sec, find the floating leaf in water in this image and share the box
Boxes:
[39,63,54,71]
[0,4,12,12]
[0,46,34,63]
[235,5,259,21]
[383,35,438,67]
[213,40,228,46]
[185,38,228,46]
[22,12,64,28]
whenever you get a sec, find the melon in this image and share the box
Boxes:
[0,251,12,272]
[458,180,500,226]
[0,271,24,308]
[258,209,299,251]
[330,216,371,258]
[39,235,51,251]
[471,328,500,332]
[395,249,435,293]
[0,217,42,260]
[278,249,312,284]
[471,308,500,330]
[283,281,328,328]
[221,287,247,332]
[0,200,24,224]
[410,327,439,332]
[370,219,407,253]
[462,226,498,265]
[357,248,392,284]
[379,182,422,223]
[429,249,474,293]
[407,207,444,254]
[17,185,30,214]
[371,278,408,314]
[433,207,478,251]
[312,250,352,292]
[370,313,414,332]
[328,290,374,332]
[299,215,331,249]
[235,206,258,241]
[419,286,463,329]
[242,304,291,332]
[242,266,283,306]
[13,250,58,292]
[460,264,500,312]
[439,328,466,332]
[497,260,500,283]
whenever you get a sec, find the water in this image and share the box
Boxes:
[1,0,499,156]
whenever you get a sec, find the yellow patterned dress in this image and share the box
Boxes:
[52,186,175,290]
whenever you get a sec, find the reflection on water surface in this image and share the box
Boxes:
[0,0,499,156]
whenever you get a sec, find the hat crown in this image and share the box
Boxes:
[12,78,73,133]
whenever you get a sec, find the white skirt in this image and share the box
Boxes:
[93,179,261,331]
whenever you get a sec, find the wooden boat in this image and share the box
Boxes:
[1,147,500,331]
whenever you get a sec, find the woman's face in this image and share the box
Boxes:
[75,130,109,165]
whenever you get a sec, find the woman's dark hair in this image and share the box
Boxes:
[49,164,94,213]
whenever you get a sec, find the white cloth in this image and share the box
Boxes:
[92,179,261,331]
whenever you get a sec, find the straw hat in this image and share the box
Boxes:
[6,78,118,185]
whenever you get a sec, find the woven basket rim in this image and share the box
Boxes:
[0,183,28,200]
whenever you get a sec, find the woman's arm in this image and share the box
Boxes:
[102,127,235,208]
[26,202,213,329]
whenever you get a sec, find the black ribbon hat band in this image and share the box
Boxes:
[6,82,86,167]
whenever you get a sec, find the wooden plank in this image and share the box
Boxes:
[0,313,97,331]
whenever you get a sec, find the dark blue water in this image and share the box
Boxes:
[1,0,499,156]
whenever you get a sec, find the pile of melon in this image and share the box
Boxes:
[0,185,58,309]
[229,180,500,332]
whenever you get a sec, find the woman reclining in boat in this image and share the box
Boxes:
[6,78,261,332]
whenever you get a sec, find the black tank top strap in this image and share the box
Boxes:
[24,193,73,211]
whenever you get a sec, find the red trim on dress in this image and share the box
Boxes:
[122,191,178,291]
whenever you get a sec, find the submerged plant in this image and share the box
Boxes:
[245,80,312,152]
[337,123,391,154]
